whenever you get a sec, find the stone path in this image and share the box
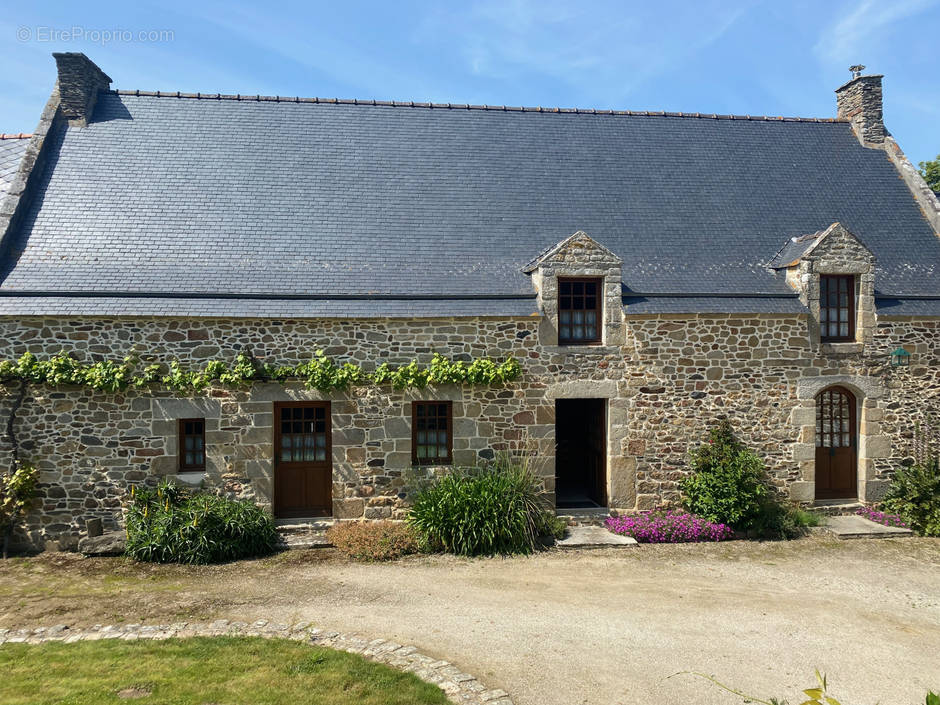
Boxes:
[0,620,513,705]
[825,514,913,539]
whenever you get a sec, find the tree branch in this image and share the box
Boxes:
[4,379,28,470]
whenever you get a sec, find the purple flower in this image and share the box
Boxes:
[855,506,908,529]
[605,510,733,543]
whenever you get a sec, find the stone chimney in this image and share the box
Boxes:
[52,52,112,127]
[835,65,884,145]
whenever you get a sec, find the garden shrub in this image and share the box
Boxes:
[881,457,940,536]
[748,501,822,540]
[605,510,733,543]
[541,513,569,541]
[125,480,277,564]
[679,420,822,540]
[680,420,768,530]
[326,520,419,561]
[408,457,557,556]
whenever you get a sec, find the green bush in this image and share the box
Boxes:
[749,501,823,540]
[541,513,569,541]
[882,457,940,537]
[408,457,556,556]
[680,420,768,530]
[125,480,278,564]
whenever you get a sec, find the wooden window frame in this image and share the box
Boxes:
[411,401,453,466]
[178,418,206,473]
[815,386,856,450]
[819,274,856,342]
[557,277,603,345]
[273,401,332,467]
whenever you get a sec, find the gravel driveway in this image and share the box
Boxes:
[2,536,938,705]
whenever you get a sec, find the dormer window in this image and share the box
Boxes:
[820,274,855,342]
[558,278,602,345]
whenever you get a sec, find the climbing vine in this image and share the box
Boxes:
[0,349,522,395]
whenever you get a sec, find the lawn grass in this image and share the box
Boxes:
[0,636,449,705]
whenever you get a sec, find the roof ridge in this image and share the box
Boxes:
[0,133,33,140]
[793,230,824,243]
[106,89,847,123]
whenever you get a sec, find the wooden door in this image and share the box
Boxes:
[273,402,332,518]
[815,387,857,500]
[587,401,608,507]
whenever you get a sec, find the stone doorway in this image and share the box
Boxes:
[814,386,858,500]
[555,399,607,508]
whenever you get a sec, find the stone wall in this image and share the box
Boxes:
[0,311,937,551]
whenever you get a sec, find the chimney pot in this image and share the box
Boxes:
[52,52,112,126]
[835,68,884,145]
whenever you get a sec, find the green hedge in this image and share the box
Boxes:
[680,420,821,540]
[882,457,940,537]
[125,481,277,564]
[680,420,768,529]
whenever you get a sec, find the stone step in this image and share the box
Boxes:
[811,500,866,516]
[276,531,332,550]
[556,507,610,527]
[556,525,638,549]
[275,518,334,550]
[824,514,914,540]
[275,517,334,532]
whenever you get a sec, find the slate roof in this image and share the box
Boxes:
[1,90,939,317]
[623,295,806,315]
[768,231,825,269]
[0,135,30,201]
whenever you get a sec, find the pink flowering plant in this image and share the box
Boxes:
[856,505,909,529]
[606,510,734,543]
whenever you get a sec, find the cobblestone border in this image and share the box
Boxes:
[0,620,513,705]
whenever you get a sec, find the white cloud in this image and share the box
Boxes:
[816,0,940,63]
[416,0,755,102]
[169,3,447,100]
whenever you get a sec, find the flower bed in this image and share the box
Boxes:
[855,506,909,529]
[605,510,734,543]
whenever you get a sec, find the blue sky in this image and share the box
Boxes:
[2,0,938,165]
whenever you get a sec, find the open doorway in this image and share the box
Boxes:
[555,398,607,508]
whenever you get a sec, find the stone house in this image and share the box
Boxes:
[1,54,938,551]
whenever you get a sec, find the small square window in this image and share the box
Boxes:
[820,275,855,342]
[558,277,602,345]
[179,418,205,472]
[412,402,452,465]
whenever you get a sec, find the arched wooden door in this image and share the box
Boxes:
[815,386,857,499]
